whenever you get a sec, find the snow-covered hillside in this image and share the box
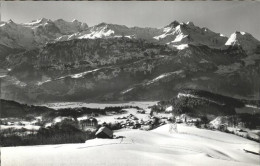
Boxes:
[1,124,259,166]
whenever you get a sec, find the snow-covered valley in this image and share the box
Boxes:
[1,93,260,166]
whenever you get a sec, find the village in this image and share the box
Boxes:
[1,102,259,142]
[0,104,194,139]
[77,107,210,139]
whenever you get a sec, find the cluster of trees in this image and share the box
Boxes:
[238,113,260,129]
[0,119,96,147]
[46,105,141,120]
[167,96,235,117]
[1,99,53,118]
[180,89,246,108]
[194,116,210,128]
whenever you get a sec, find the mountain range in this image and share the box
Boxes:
[0,19,259,103]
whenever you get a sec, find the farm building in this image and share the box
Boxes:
[95,126,113,139]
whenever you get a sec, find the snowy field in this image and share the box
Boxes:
[41,101,159,125]
[1,124,259,166]
[40,101,158,110]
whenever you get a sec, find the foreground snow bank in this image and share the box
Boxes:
[1,124,259,166]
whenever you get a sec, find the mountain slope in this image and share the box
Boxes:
[2,38,258,103]
[0,19,259,103]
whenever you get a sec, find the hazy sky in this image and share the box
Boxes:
[1,1,260,39]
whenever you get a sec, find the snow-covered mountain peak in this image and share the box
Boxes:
[167,21,180,28]
[95,22,111,28]
[7,19,15,24]
[54,18,65,22]
[38,18,49,23]
[186,21,195,26]
[226,31,259,44]
[0,21,5,26]
[72,19,81,24]
[23,18,53,28]
[225,31,260,54]
[54,18,81,24]
[53,19,88,34]
[0,19,18,28]
[202,27,209,32]
[154,21,228,48]
[166,21,196,30]
[86,23,139,39]
[94,22,128,30]
[236,31,246,35]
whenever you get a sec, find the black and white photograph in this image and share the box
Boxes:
[0,1,260,165]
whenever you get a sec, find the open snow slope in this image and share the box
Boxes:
[1,124,259,166]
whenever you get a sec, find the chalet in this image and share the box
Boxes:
[95,126,113,139]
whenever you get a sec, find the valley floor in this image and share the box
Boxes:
[1,124,259,166]
[40,101,158,110]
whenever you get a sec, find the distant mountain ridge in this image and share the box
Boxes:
[1,19,259,52]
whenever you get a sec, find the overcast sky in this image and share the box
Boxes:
[1,1,260,39]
